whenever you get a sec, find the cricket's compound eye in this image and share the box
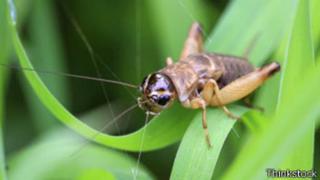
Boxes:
[157,94,171,106]
[150,94,171,106]
[138,73,176,114]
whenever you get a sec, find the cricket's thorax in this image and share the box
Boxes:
[159,53,254,102]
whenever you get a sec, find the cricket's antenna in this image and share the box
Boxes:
[96,103,140,134]
[232,127,240,138]
[61,3,128,134]
[132,112,149,180]
[242,33,261,59]
[177,0,212,45]
[70,102,140,157]
[135,0,142,82]
[0,63,138,89]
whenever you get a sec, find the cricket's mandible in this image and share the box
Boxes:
[137,22,280,147]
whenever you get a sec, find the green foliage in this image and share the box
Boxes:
[222,67,320,179]
[0,0,11,179]
[206,0,299,65]
[8,129,153,180]
[23,0,70,132]
[1,0,319,179]
[171,106,247,180]
[277,0,315,170]
[222,1,318,179]
[147,0,216,59]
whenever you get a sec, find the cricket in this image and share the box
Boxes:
[137,22,280,147]
[2,22,281,148]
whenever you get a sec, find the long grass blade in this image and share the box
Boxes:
[170,106,247,180]
[0,0,11,179]
[222,0,318,179]
[277,0,315,171]
[8,129,154,179]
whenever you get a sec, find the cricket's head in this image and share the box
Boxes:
[138,73,176,115]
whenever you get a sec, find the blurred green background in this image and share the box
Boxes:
[1,0,319,179]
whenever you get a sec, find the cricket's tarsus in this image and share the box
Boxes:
[69,102,140,157]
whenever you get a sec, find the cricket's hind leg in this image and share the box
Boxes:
[180,22,204,60]
[201,79,241,120]
[210,62,281,106]
[201,62,280,120]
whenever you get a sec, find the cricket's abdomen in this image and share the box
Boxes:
[204,53,255,88]
[185,53,255,87]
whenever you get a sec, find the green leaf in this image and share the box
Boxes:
[8,128,154,180]
[256,0,320,115]
[311,0,320,50]
[0,0,11,179]
[277,0,315,171]
[222,0,319,179]
[170,106,247,180]
[221,68,320,179]
[206,0,298,66]
[254,15,298,115]
[147,0,216,60]
[22,0,70,132]
[278,1,315,103]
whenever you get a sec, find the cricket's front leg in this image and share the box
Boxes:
[182,97,212,147]
[201,79,241,120]
[180,22,204,60]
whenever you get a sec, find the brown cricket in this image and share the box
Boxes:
[2,22,280,148]
[137,22,280,147]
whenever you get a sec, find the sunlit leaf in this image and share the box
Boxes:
[222,1,318,179]
[311,0,320,50]
[147,0,216,60]
[8,129,154,180]
[171,106,247,180]
[277,0,315,171]
[22,0,70,132]
[206,0,298,66]
[222,68,320,179]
